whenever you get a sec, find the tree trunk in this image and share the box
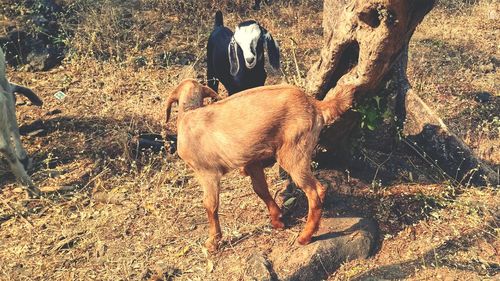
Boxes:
[307,0,497,186]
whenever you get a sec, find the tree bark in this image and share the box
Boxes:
[307,0,498,186]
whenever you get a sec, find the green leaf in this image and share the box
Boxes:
[366,110,378,122]
[283,197,296,207]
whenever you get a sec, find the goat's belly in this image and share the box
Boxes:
[225,146,276,168]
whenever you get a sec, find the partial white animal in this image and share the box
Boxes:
[0,48,40,196]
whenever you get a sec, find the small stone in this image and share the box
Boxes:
[474,92,492,103]
[244,253,274,281]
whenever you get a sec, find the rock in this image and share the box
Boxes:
[474,92,492,103]
[26,41,63,71]
[269,217,379,281]
[244,253,275,281]
[0,0,65,71]
[0,30,64,71]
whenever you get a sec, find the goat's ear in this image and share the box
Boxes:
[262,28,280,70]
[165,93,178,123]
[228,37,240,76]
[201,85,219,101]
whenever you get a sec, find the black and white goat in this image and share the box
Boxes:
[0,48,41,196]
[207,11,280,95]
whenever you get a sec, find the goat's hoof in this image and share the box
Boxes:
[297,235,312,245]
[205,238,220,253]
[271,219,285,229]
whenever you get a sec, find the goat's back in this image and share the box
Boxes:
[177,85,322,171]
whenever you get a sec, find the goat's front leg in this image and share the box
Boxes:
[0,110,40,197]
[5,92,30,169]
[245,162,284,229]
[195,171,222,252]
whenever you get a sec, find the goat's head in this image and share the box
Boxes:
[166,79,218,123]
[230,20,280,75]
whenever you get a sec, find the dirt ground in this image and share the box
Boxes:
[0,1,498,280]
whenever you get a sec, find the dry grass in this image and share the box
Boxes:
[410,0,499,163]
[0,0,498,280]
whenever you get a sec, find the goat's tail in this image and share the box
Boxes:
[316,84,357,125]
[165,92,177,124]
[12,84,43,106]
[166,79,219,123]
[214,10,223,27]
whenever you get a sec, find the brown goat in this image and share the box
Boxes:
[166,79,355,252]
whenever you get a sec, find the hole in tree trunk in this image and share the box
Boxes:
[359,8,381,28]
[320,41,360,100]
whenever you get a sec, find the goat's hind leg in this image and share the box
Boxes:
[280,157,324,245]
[195,170,222,252]
[245,162,284,229]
